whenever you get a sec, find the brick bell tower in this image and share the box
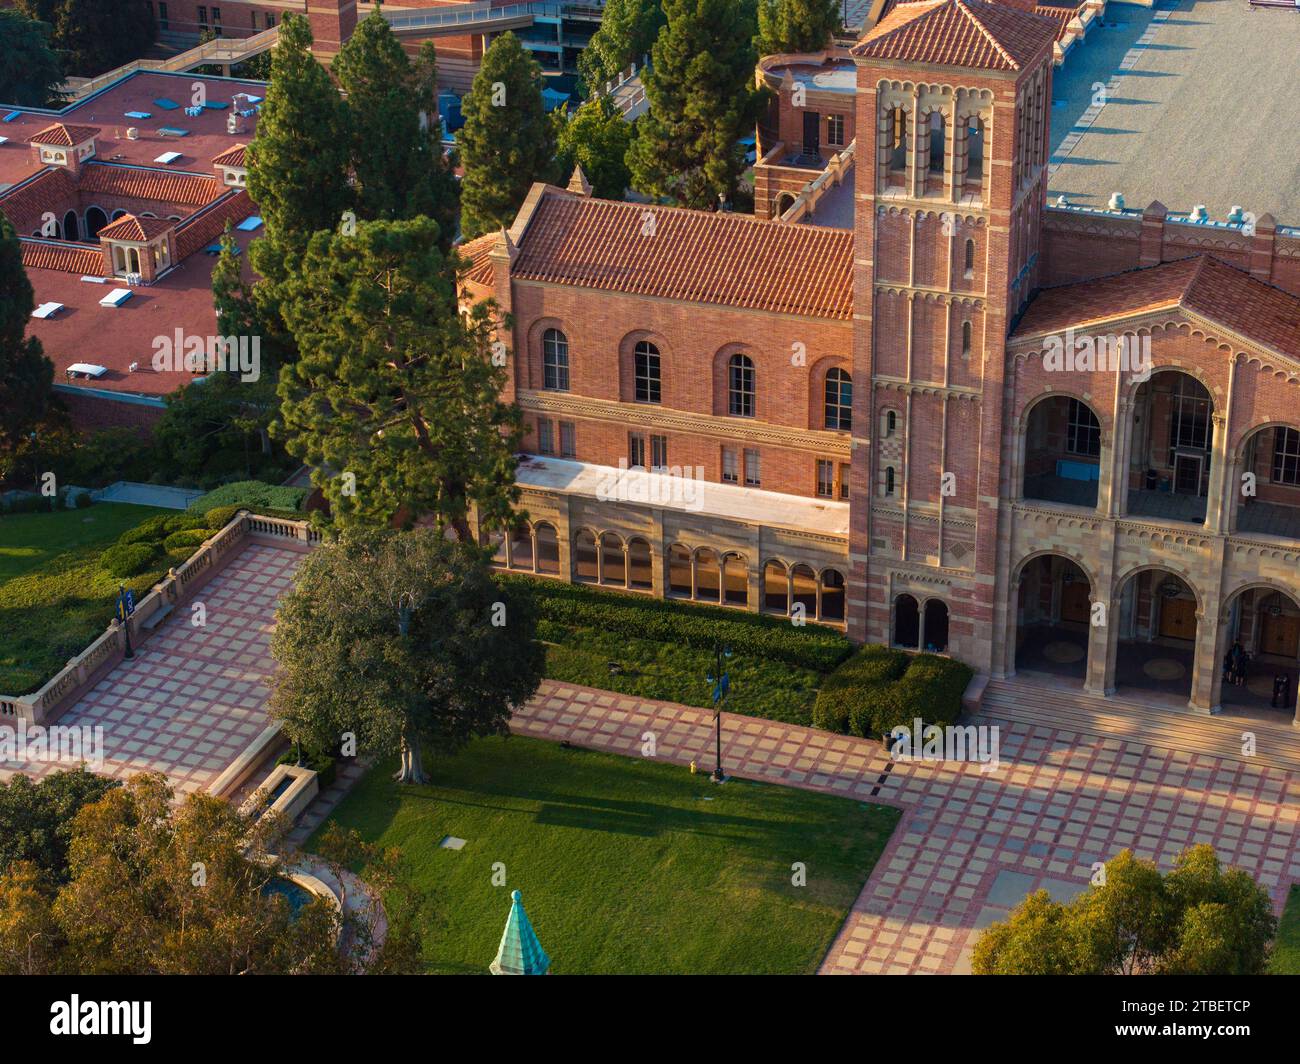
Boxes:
[304,0,358,61]
[845,0,1059,672]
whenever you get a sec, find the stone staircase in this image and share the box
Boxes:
[977,676,1300,773]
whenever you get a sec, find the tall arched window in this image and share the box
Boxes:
[888,107,907,171]
[824,368,852,431]
[966,117,984,181]
[542,328,569,391]
[961,321,972,356]
[634,340,661,403]
[728,353,755,418]
[928,112,946,174]
[883,466,895,496]
[963,238,975,276]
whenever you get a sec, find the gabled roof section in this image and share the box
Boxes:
[21,239,104,275]
[97,214,175,241]
[458,232,497,288]
[174,190,254,259]
[29,122,101,147]
[80,163,220,207]
[851,0,1060,71]
[511,187,854,320]
[0,167,80,232]
[1012,255,1300,362]
[211,144,248,169]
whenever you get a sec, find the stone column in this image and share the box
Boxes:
[1205,413,1230,533]
[1104,397,1132,517]
[1187,602,1222,714]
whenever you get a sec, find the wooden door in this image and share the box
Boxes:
[1260,613,1300,659]
[1159,596,1197,640]
[803,110,820,157]
[1059,580,1092,624]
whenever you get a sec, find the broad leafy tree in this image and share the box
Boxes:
[0,216,55,455]
[755,0,839,56]
[269,528,543,785]
[0,8,64,107]
[17,0,156,77]
[332,12,458,238]
[0,770,118,884]
[973,845,1276,975]
[627,0,766,208]
[555,97,634,200]
[458,32,557,238]
[577,0,665,89]
[275,217,523,537]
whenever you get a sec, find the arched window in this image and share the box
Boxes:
[924,600,949,652]
[85,206,107,239]
[824,368,852,431]
[792,564,817,617]
[888,107,907,171]
[627,537,653,589]
[963,238,975,277]
[961,321,972,356]
[668,544,693,597]
[928,112,946,174]
[727,354,755,417]
[634,340,661,403]
[542,328,569,391]
[722,553,747,606]
[574,529,598,582]
[966,117,984,181]
[883,466,895,496]
[62,210,78,241]
[820,569,846,621]
[509,524,534,571]
[763,560,789,613]
[534,522,560,574]
[881,409,897,438]
[695,549,721,602]
[894,594,920,648]
[127,247,141,274]
[600,533,626,587]
[111,209,127,221]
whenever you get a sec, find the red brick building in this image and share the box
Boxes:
[465,0,1300,719]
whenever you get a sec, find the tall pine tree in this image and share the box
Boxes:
[627,0,765,209]
[756,0,839,56]
[332,13,458,240]
[0,8,64,107]
[17,0,155,77]
[458,33,557,239]
[0,217,55,455]
[274,218,522,537]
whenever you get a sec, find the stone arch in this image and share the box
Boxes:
[534,521,560,574]
[84,205,108,239]
[893,592,920,648]
[763,558,789,613]
[573,528,599,582]
[721,551,748,606]
[627,536,652,589]
[668,543,693,596]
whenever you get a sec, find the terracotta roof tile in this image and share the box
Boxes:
[29,122,101,147]
[512,188,853,320]
[1013,255,1300,361]
[20,239,103,275]
[80,163,221,207]
[852,0,1060,71]
[174,190,254,259]
[459,232,497,288]
[211,144,248,168]
[97,214,176,241]
[0,168,79,233]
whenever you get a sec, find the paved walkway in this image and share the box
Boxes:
[513,680,1300,975]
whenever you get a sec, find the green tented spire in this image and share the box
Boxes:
[490,890,551,975]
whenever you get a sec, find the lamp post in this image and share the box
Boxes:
[116,583,135,660]
[705,642,732,783]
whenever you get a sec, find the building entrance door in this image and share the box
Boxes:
[1260,612,1300,659]
[1159,596,1197,640]
[1174,452,1204,495]
[803,110,820,157]
[1059,580,1091,624]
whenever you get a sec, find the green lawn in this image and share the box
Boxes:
[1269,885,1300,973]
[541,625,822,725]
[0,503,166,694]
[314,735,900,974]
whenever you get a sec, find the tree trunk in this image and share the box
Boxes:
[393,732,430,785]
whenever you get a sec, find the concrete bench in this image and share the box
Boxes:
[141,603,174,632]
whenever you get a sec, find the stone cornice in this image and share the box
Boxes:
[871,378,983,401]
[516,391,852,456]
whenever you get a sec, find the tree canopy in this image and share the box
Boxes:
[0,8,64,107]
[554,96,635,200]
[973,845,1277,975]
[275,216,522,536]
[0,770,118,885]
[577,0,665,89]
[0,216,55,456]
[458,32,557,239]
[17,0,156,77]
[755,0,839,57]
[269,528,543,784]
[627,0,765,209]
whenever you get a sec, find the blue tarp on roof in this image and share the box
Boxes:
[153,98,180,110]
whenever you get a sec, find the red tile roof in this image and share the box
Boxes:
[1013,255,1300,361]
[79,163,220,207]
[20,239,104,275]
[174,190,254,260]
[459,232,497,288]
[97,214,176,241]
[0,167,80,233]
[211,144,248,168]
[511,188,854,320]
[852,0,1060,71]
[29,123,102,147]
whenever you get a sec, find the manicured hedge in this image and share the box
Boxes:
[98,542,160,578]
[190,480,307,515]
[163,528,210,552]
[812,646,973,739]
[811,645,908,734]
[501,574,854,672]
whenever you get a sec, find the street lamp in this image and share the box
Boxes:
[116,583,135,660]
[705,642,732,783]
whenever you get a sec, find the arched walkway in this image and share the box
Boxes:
[1229,423,1300,540]
[1213,584,1300,716]
[1011,553,1092,682]
[1020,394,1101,508]
[893,594,919,649]
[1127,370,1213,524]
[923,600,949,652]
[1110,567,1198,702]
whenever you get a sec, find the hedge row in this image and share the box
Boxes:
[812,645,973,739]
[500,574,855,672]
[189,480,307,515]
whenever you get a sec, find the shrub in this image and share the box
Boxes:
[278,747,337,790]
[871,654,972,736]
[500,574,854,672]
[190,480,307,515]
[99,542,159,578]
[74,491,93,509]
[117,514,173,546]
[812,644,908,735]
[163,528,210,552]
[204,504,243,529]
